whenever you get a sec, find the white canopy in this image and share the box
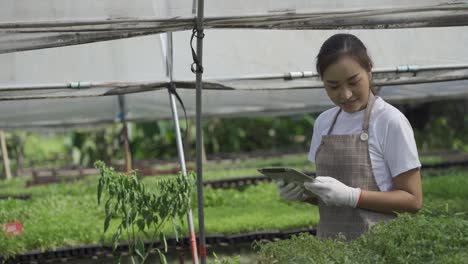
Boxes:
[1,1,468,129]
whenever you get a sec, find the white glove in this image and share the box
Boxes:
[277,180,306,201]
[304,176,361,207]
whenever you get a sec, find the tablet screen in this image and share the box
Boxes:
[258,167,315,184]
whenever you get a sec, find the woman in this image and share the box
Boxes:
[278,33,422,240]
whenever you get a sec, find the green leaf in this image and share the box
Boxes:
[97,178,103,204]
[156,248,167,264]
[136,219,145,232]
[104,214,112,233]
[105,199,112,214]
[145,216,153,227]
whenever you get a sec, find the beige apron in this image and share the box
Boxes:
[315,94,396,240]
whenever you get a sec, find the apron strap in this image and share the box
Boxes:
[327,108,342,135]
[327,91,377,136]
[362,92,377,133]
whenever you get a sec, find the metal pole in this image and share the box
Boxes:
[194,0,206,262]
[168,92,199,264]
[2,63,468,92]
[0,130,12,180]
[163,30,199,264]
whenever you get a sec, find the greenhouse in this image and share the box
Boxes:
[1,1,468,263]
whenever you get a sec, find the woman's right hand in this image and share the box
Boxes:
[277,180,306,201]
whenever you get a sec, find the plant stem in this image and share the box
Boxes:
[146,220,167,259]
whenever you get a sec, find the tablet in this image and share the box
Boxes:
[257,167,315,184]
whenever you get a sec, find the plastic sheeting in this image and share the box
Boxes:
[2,1,468,53]
[0,1,468,129]
[1,78,467,130]
[0,0,454,21]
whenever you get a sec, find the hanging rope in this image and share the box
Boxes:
[190,28,205,74]
[167,82,190,150]
[187,27,204,150]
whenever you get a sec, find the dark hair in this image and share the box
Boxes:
[316,33,373,78]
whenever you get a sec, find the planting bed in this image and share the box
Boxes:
[0,153,467,263]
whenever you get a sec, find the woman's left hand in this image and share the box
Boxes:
[304,176,361,207]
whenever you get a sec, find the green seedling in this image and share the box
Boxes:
[95,161,194,264]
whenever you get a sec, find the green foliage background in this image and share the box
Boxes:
[1,99,466,171]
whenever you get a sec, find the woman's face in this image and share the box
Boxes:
[322,56,372,113]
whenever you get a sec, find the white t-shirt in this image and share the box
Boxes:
[308,97,421,192]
